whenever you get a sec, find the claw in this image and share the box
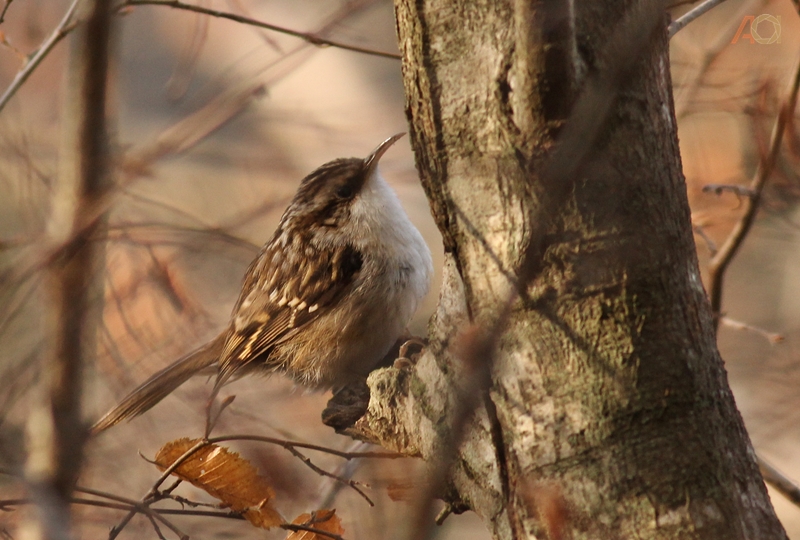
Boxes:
[394,337,427,368]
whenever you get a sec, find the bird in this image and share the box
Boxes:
[92,134,433,434]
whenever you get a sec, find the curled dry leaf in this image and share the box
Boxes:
[286,509,344,540]
[154,437,284,529]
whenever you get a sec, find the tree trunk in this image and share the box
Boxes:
[326,1,788,539]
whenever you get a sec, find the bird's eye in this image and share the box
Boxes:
[335,183,354,199]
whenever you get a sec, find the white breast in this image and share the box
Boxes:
[327,168,433,381]
[350,168,433,308]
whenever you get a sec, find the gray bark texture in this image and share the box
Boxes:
[325,1,789,539]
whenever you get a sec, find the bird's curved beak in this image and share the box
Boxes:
[364,133,405,176]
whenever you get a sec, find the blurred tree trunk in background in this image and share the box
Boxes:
[24,1,112,539]
[333,1,790,539]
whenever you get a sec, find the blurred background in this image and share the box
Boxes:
[0,0,799,538]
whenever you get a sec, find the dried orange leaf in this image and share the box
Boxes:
[285,509,344,540]
[155,437,283,529]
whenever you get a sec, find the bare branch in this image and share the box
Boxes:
[280,523,345,540]
[692,224,718,256]
[282,444,375,506]
[707,56,800,329]
[204,433,405,506]
[672,0,764,119]
[123,0,401,60]
[109,438,207,540]
[75,487,188,539]
[758,455,800,506]
[0,0,14,24]
[702,183,756,198]
[720,316,784,344]
[1,494,247,520]
[668,0,729,38]
[0,0,395,127]
[120,82,267,179]
[111,432,381,536]
[207,434,404,460]
[0,0,80,114]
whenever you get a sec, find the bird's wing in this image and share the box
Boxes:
[217,234,363,383]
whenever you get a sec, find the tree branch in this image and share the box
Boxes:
[707,55,800,330]
[668,0,729,38]
[0,0,15,24]
[0,0,398,122]
[123,0,401,60]
[0,0,80,114]
[758,456,800,506]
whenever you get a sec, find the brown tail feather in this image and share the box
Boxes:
[91,332,226,434]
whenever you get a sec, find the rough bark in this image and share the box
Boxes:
[325,1,787,539]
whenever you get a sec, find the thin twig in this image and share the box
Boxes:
[719,316,784,344]
[157,492,222,509]
[114,434,379,534]
[109,439,207,540]
[672,0,765,119]
[122,0,401,60]
[148,439,208,495]
[758,455,800,505]
[2,497,136,512]
[280,523,345,540]
[0,496,246,520]
[206,435,389,505]
[1,467,238,531]
[108,512,137,540]
[75,486,188,539]
[1,497,190,539]
[707,56,800,330]
[0,0,80,113]
[692,224,718,256]
[668,0,729,38]
[0,0,14,24]
[135,508,243,519]
[317,441,371,509]
[207,434,404,460]
[145,514,168,540]
[702,183,756,198]
[0,497,246,520]
[283,445,374,506]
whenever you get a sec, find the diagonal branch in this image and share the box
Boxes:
[123,0,401,60]
[758,456,800,506]
[0,0,80,114]
[0,0,398,120]
[668,0,729,38]
[707,55,800,330]
[0,0,14,24]
[206,434,404,460]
